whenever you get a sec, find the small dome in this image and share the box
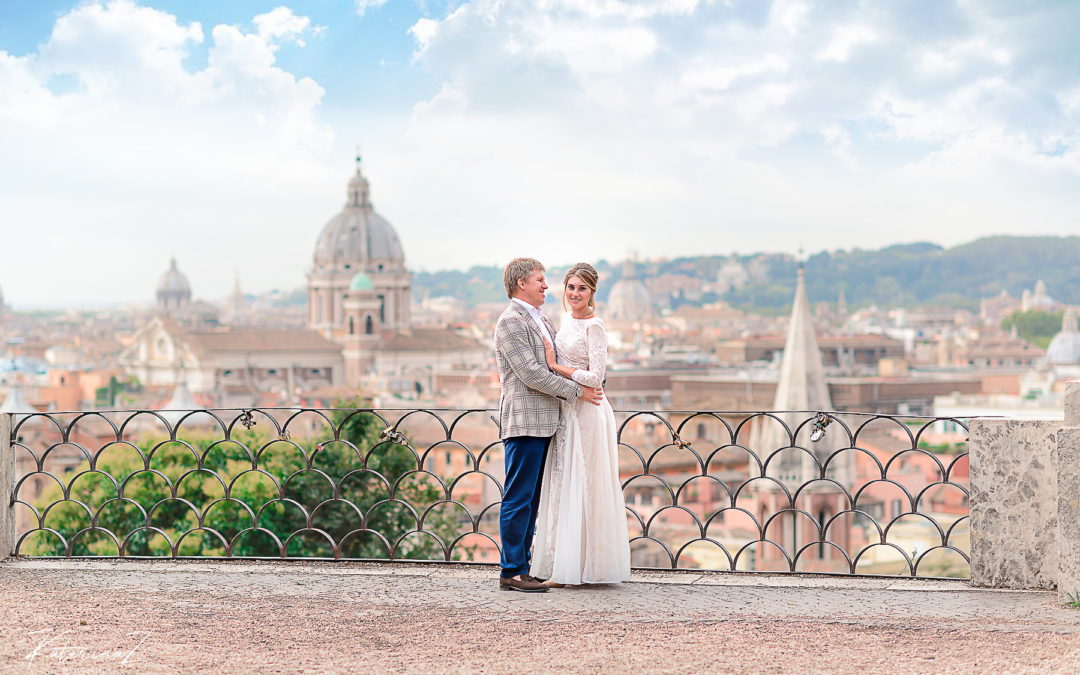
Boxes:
[349,272,374,291]
[313,162,405,268]
[157,258,191,294]
[1046,309,1080,365]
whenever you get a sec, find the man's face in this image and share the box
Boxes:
[518,269,548,308]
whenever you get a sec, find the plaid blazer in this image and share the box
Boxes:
[494,301,582,439]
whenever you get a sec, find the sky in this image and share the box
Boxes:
[1,0,1078,309]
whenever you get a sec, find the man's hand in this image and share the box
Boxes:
[579,386,604,406]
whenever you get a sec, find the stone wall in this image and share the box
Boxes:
[0,415,13,561]
[969,381,1080,603]
[1058,406,1080,602]
[969,419,1060,589]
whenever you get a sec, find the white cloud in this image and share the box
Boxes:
[254,6,323,46]
[539,0,703,20]
[0,1,335,308]
[356,0,389,17]
[815,24,878,63]
[409,17,440,55]
[525,20,657,75]
[680,54,789,92]
[771,0,809,35]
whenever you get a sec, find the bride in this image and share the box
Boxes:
[531,263,631,586]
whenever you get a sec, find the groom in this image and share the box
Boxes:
[494,257,603,592]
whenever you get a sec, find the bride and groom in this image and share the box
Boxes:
[494,257,631,592]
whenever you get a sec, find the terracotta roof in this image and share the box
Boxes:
[185,330,342,354]
[376,328,484,352]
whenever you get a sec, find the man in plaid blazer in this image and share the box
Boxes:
[494,257,603,592]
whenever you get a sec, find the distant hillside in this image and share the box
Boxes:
[412,236,1080,312]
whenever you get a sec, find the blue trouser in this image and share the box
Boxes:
[500,435,550,578]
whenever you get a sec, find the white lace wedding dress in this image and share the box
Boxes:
[531,315,631,584]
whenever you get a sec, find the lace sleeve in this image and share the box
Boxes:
[571,319,608,388]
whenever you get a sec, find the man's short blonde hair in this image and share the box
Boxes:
[504,258,545,299]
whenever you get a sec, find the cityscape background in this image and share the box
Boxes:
[3,1,1079,574]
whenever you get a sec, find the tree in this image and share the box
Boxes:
[1001,310,1063,349]
[25,398,463,560]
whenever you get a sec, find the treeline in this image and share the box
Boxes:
[409,236,1080,312]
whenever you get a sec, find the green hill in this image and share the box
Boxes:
[411,236,1080,312]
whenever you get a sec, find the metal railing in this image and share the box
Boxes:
[4,407,969,578]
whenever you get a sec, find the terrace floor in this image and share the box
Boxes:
[2,559,1078,673]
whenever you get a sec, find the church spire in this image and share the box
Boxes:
[751,266,851,490]
[773,266,833,414]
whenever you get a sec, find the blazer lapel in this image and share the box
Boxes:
[511,301,546,346]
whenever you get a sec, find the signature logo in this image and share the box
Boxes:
[25,628,151,669]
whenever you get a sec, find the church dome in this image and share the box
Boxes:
[606,257,654,321]
[349,272,374,291]
[157,257,191,295]
[1046,309,1080,365]
[313,161,405,269]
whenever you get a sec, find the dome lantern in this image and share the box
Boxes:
[313,158,405,269]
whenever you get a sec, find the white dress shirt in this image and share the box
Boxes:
[513,298,554,344]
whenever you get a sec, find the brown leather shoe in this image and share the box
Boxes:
[499,575,549,593]
[522,574,547,584]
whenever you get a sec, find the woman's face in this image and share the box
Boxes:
[564,275,593,313]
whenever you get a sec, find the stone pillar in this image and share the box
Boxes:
[0,414,14,560]
[1058,382,1080,603]
[968,418,1060,589]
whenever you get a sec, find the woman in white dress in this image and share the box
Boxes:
[530,263,631,586]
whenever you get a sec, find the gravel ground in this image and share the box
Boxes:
[2,559,1078,673]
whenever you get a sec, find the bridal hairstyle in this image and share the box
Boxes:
[504,257,545,299]
[563,263,599,312]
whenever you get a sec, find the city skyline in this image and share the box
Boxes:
[1,0,1078,308]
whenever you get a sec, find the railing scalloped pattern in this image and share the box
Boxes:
[5,408,970,578]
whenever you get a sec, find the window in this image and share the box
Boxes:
[267,369,277,376]
[349,316,355,335]
[365,316,374,334]
[696,423,706,440]
[711,481,725,502]
[891,499,903,518]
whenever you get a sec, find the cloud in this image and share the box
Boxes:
[815,24,878,63]
[680,54,789,92]
[0,1,335,308]
[408,17,440,55]
[356,0,389,17]
[254,6,324,46]
[378,0,1080,280]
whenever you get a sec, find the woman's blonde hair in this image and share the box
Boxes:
[562,263,599,312]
